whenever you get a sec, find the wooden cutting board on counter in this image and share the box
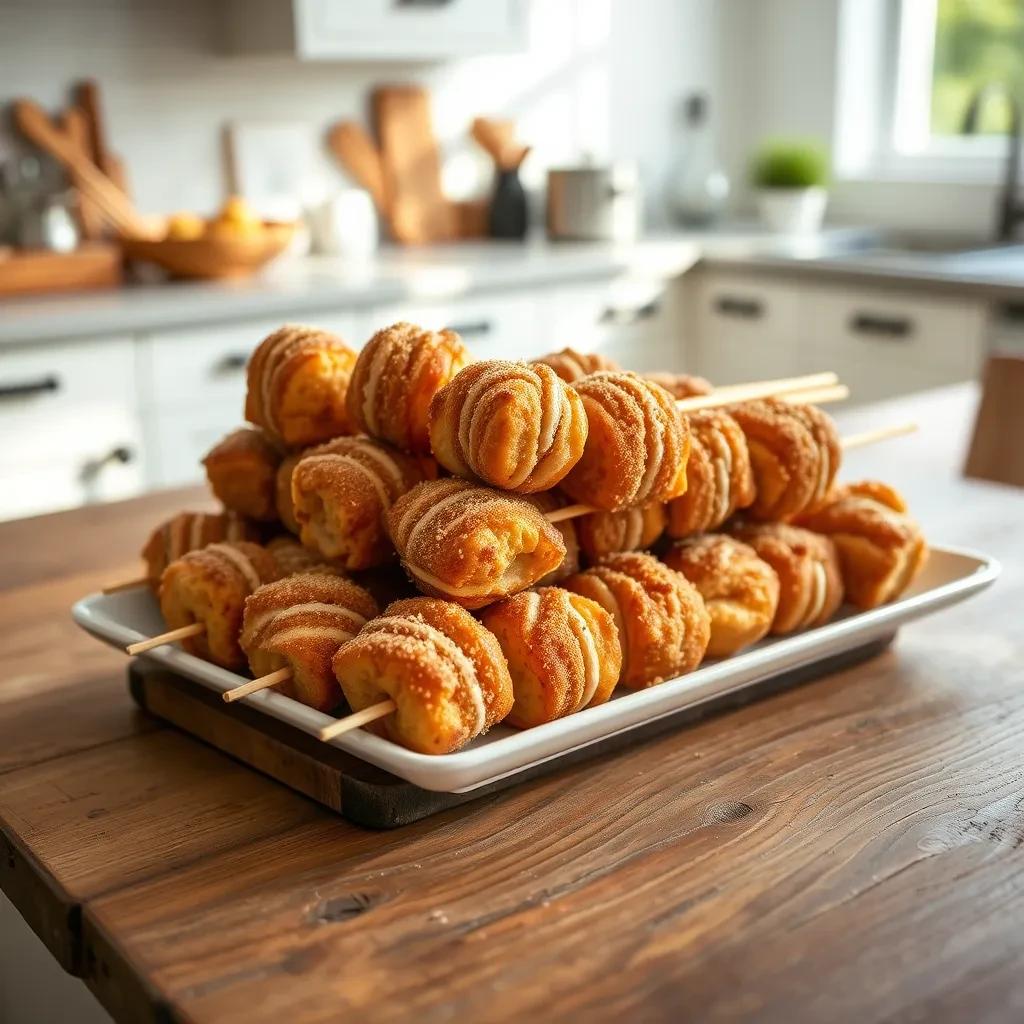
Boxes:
[373,85,457,244]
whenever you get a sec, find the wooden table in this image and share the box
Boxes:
[2,386,1023,1024]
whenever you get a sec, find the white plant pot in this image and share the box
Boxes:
[757,186,828,235]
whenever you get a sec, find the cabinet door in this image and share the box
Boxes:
[803,285,989,402]
[691,271,807,385]
[295,0,527,59]
[534,277,684,374]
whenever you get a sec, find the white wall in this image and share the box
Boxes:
[0,0,719,225]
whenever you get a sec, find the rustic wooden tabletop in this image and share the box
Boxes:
[1,385,1022,1024]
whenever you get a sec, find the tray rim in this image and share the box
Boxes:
[72,544,1000,793]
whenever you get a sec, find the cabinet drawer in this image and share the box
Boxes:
[369,294,538,363]
[692,271,807,385]
[147,407,248,489]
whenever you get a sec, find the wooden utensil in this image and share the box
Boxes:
[373,85,456,244]
[327,121,388,214]
[59,107,104,239]
[12,100,153,238]
[75,79,131,196]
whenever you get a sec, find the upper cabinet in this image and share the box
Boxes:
[223,0,528,61]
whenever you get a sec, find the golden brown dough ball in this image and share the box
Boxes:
[386,478,567,610]
[480,586,622,728]
[795,480,927,609]
[564,551,710,688]
[727,520,844,634]
[202,427,282,522]
[645,371,713,400]
[666,408,755,537]
[347,321,473,454]
[141,511,260,590]
[662,534,780,657]
[523,491,581,585]
[245,324,357,447]
[576,502,667,563]
[429,360,589,493]
[332,597,514,754]
[532,347,621,382]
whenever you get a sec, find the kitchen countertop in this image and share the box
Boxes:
[0,228,877,347]
[2,385,1023,1023]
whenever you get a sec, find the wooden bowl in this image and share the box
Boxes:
[120,222,295,280]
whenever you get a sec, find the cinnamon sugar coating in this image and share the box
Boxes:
[523,491,580,585]
[291,435,433,570]
[159,541,282,669]
[645,371,713,399]
[532,347,621,383]
[727,520,844,634]
[662,534,780,657]
[274,451,303,534]
[666,409,755,537]
[386,478,567,610]
[576,502,667,563]
[240,572,378,711]
[560,372,691,511]
[141,511,259,590]
[429,360,588,493]
[265,536,342,577]
[729,398,840,520]
[202,427,282,522]
[794,480,927,609]
[480,586,621,728]
[245,324,357,447]
[347,321,473,454]
[332,597,514,754]
[564,551,710,688]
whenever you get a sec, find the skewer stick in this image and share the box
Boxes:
[545,503,597,524]
[102,576,150,595]
[677,371,839,412]
[841,421,918,451]
[779,383,849,405]
[126,622,204,656]
[318,699,397,742]
[222,666,293,703]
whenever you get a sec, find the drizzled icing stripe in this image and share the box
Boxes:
[269,624,357,648]
[565,601,601,711]
[361,335,394,435]
[708,427,734,527]
[803,561,828,627]
[301,453,392,511]
[346,440,406,494]
[399,485,473,554]
[206,543,262,592]
[633,381,665,502]
[578,574,626,664]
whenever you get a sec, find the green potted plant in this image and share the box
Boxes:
[751,139,829,234]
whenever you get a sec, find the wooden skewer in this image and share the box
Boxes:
[318,699,397,742]
[841,421,918,450]
[126,622,204,656]
[102,575,149,595]
[222,666,292,703]
[677,371,839,412]
[779,383,849,405]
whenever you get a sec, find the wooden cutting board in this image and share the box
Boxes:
[373,85,457,244]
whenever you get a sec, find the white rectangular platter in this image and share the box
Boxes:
[73,544,998,794]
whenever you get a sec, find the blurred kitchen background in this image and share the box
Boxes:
[1,0,1023,523]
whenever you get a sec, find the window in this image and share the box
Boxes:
[836,0,1024,180]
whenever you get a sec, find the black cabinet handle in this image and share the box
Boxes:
[214,353,249,374]
[0,375,60,400]
[600,300,661,326]
[850,313,913,339]
[447,321,492,337]
[79,445,135,485]
[714,296,764,319]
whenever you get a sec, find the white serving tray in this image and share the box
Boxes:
[73,545,998,794]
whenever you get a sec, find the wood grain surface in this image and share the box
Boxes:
[1,388,1023,1023]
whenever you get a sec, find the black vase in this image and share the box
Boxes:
[488,168,528,239]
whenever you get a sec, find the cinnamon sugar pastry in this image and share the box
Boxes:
[141,511,259,590]
[645,371,713,400]
[795,480,927,609]
[332,597,514,754]
[240,572,378,711]
[245,324,357,447]
[662,534,780,657]
[429,360,588,493]
[274,451,303,534]
[347,321,472,454]
[560,372,691,511]
[386,478,567,609]
[202,427,282,522]
[729,398,840,520]
[533,347,621,382]
[523,491,580,585]
[291,436,432,570]
[480,586,621,728]
[265,536,341,577]
[576,502,667,563]
[666,408,755,537]
[564,551,710,688]
[727,520,844,634]
[158,541,282,669]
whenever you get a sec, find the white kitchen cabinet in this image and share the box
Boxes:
[0,337,143,521]
[223,0,527,60]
